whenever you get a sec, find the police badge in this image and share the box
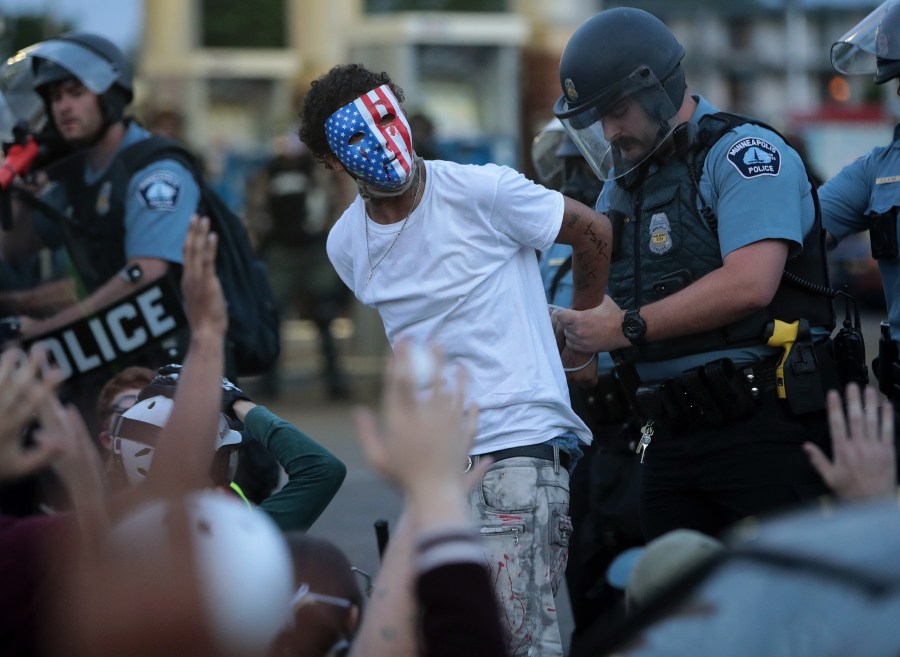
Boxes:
[96,180,112,215]
[648,212,672,255]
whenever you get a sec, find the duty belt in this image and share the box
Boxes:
[633,356,779,429]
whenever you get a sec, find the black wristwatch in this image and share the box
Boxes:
[622,308,647,345]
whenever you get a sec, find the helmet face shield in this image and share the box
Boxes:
[554,66,679,182]
[25,40,121,95]
[531,119,567,188]
[0,53,47,142]
[831,0,900,80]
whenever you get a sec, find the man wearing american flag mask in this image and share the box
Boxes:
[300,63,613,657]
[324,83,415,196]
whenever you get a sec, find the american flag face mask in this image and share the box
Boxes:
[325,84,414,189]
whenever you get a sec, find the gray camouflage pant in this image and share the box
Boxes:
[468,451,572,657]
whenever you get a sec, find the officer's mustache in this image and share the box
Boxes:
[611,138,644,166]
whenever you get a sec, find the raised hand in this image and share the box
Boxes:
[354,341,486,501]
[804,383,896,501]
[181,215,227,338]
[0,345,65,481]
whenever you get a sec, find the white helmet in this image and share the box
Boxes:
[111,395,245,486]
[110,490,295,657]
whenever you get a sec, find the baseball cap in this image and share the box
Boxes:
[607,529,725,609]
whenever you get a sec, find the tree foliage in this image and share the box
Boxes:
[0,14,75,58]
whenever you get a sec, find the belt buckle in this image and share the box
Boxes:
[464,456,473,473]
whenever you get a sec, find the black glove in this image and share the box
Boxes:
[221,376,252,419]
[137,363,182,401]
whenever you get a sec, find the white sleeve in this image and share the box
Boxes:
[325,218,355,291]
[488,165,565,253]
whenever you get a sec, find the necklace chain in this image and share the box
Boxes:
[364,160,422,282]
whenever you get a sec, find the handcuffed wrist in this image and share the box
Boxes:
[563,352,596,372]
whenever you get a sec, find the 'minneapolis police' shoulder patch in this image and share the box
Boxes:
[138,171,181,210]
[726,137,781,179]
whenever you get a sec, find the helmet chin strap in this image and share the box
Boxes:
[354,154,421,199]
[68,122,112,150]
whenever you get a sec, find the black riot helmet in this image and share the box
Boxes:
[27,32,133,129]
[832,0,900,85]
[553,8,686,182]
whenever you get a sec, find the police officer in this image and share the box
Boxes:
[552,7,837,540]
[0,32,198,338]
[533,120,644,643]
[822,0,900,407]
[0,33,199,434]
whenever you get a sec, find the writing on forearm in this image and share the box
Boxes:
[570,212,610,294]
[573,266,601,291]
[565,208,611,260]
[582,223,610,262]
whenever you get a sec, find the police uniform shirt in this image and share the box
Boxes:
[33,122,199,268]
[596,95,816,381]
[819,124,900,340]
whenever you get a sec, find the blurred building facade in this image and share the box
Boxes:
[138,0,598,177]
[11,0,879,383]
[138,0,889,179]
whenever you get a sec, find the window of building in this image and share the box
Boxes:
[727,17,752,51]
[365,0,506,12]
[200,0,287,48]
[726,73,753,113]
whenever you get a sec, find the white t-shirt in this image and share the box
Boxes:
[327,160,590,453]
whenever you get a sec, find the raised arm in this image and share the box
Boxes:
[352,342,506,657]
[234,398,347,532]
[144,216,226,497]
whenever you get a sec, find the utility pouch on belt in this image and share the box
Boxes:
[868,208,899,260]
[766,319,825,415]
[633,358,758,429]
[874,320,900,402]
[584,371,631,426]
[832,294,869,387]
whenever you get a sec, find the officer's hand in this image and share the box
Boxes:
[803,383,896,501]
[15,315,47,340]
[558,296,630,353]
[181,215,227,338]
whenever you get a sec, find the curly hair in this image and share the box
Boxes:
[298,63,405,162]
